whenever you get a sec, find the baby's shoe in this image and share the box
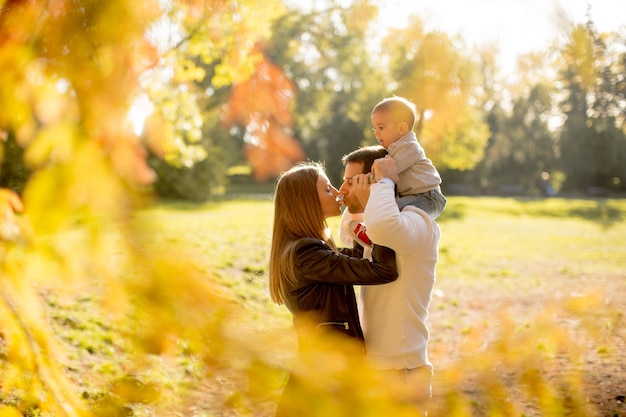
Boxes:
[349,220,372,248]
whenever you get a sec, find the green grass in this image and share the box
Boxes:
[134,195,626,325]
[436,197,626,283]
[137,199,278,316]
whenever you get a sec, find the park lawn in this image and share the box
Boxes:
[4,196,624,416]
[427,197,626,417]
[135,195,626,416]
[139,196,625,322]
[135,198,281,321]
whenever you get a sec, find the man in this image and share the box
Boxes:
[338,145,440,414]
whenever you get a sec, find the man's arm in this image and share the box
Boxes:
[362,157,433,256]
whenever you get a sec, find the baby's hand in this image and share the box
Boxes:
[372,156,399,183]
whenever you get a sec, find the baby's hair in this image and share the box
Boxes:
[372,96,417,130]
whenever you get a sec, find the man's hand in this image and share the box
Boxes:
[372,156,399,183]
[352,173,371,208]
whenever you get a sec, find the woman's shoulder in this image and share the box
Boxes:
[293,237,327,251]
[293,237,361,258]
[291,238,336,265]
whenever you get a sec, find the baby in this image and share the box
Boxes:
[344,96,446,248]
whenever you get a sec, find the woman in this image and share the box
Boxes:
[269,162,398,417]
[269,161,398,349]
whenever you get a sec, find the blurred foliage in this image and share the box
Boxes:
[0,0,284,415]
[0,0,161,413]
[0,0,625,415]
[0,133,30,195]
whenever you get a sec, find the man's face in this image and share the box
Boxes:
[338,161,366,214]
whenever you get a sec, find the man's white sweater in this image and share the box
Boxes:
[360,182,440,370]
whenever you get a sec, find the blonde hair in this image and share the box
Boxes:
[372,96,417,130]
[268,162,337,304]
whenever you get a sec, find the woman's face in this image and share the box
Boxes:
[316,174,341,219]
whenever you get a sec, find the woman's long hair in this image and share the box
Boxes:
[268,162,336,304]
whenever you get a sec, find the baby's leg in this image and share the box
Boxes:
[397,191,446,219]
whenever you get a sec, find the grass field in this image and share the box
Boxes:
[424,197,626,417]
[135,196,626,416]
[3,196,625,416]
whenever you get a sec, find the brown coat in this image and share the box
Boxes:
[283,238,397,347]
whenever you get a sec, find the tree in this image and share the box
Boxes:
[141,0,287,195]
[265,0,386,184]
[558,18,626,191]
[489,84,558,191]
[462,43,509,193]
[220,45,305,181]
[381,16,490,173]
[480,48,560,193]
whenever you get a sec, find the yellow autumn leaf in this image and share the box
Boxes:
[0,406,22,417]
[23,121,78,168]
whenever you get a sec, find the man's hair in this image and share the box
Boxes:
[341,145,388,174]
[372,96,417,130]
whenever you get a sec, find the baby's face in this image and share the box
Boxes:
[371,111,404,148]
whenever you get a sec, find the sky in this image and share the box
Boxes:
[369,0,625,73]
